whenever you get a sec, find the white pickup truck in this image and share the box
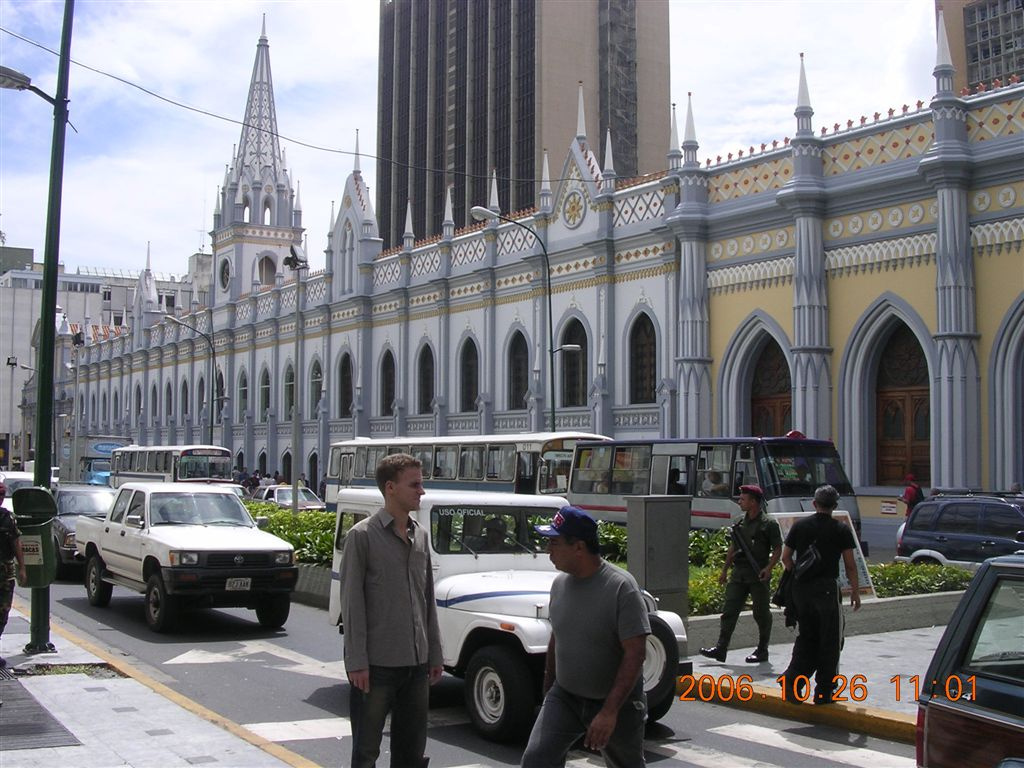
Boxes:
[329,488,690,742]
[76,482,298,632]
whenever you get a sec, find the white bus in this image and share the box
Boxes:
[325,432,608,511]
[110,445,233,488]
[568,431,862,540]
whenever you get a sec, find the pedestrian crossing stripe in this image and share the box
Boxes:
[708,723,914,767]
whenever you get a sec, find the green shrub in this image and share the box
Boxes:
[244,501,334,566]
[688,566,726,616]
[688,527,731,568]
[867,562,973,598]
[598,521,628,561]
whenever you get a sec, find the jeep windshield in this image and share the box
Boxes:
[150,493,254,527]
[430,504,555,555]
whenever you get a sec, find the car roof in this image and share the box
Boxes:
[57,484,116,494]
[119,482,237,495]
[336,487,569,508]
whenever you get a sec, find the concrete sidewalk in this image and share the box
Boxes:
[0,604,312,768]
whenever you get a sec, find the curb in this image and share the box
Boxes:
[674,676,916,744]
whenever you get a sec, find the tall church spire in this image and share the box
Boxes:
[236,23,283,176]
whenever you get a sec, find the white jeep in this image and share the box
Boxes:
[329,488,688,742]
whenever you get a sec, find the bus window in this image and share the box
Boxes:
[487,444,516,481]
[353,447,367,478]
[388,445,409,456]
[611,445,652,495]
[366,446,386,474]
[572,444,614,494]
[412,448,433,477]
[459,446,485,480]
[697,445,733,497]
[667,456,689,495]
[434,446,457,479]
[733,444,756,495]
[329,447,342,477]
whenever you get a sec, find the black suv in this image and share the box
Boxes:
[896,493,1024,569]
[916,554,1024,767]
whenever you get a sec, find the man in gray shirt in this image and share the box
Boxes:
[340,454,443,768]
[522,506,650,768]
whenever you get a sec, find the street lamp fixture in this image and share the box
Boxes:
[470,205,571,432]
[285,244,308,515]
[167,315,216,445]
[1,0,76,656]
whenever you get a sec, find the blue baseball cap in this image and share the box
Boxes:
[535,506,598,544]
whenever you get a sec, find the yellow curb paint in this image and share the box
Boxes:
[12,596,321,768]
[675,675,916,744]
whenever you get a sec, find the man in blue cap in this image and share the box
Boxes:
[521,506,650,768]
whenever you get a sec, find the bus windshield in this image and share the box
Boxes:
[178,454,233,481]
[763,442,853,496]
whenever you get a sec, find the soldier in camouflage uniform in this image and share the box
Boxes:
[0,481,28,668]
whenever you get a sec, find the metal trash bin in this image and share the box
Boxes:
[12,487,58,588]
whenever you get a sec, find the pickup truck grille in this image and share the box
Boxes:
[206,552,273,567]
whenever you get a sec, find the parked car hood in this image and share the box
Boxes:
[435,570,558,618]
[146,525,292,551]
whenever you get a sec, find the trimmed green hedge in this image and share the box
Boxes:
[257,505,973,612]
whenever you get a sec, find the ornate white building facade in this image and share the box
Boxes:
[66,18,1023,511]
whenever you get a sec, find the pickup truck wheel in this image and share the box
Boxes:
[643,615,680,723]
[464,646,535,743]
[85,555,112,607]
[255,594,291,628]
[145,574,180,633]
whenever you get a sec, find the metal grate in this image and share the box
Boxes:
[0,679,81,750]
[205,552,272,567]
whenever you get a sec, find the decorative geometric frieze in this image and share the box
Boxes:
[412,249,442,277]
[612,407,661,428]
[447,416,480,433]
[710,229,791,260]
[707,156,793,203]
[826,231,937,276]
[451,237,487,268]
[450,281,490,299]
[707,256,795,293]
[494,414,530,431]
[410,291,443,308]
[970,217,1024,255]
[281,286,296,312]
[825,199,937,241]
[372,300,402,314]
[373,260,401,287]
[306,278,327,303]
[613,188,665,228]
[257,294,274,319]
[330,307,362,322]
[236,303,252,322]
[614,242,673,265]
[495,272,535,290]
[497,225,536,256]
[407,417,435,434]
[822,122,934,175]
[967,96,1022,143]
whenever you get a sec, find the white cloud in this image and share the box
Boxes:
[1,0,939,275]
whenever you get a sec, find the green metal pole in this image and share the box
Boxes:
[27,0,74,655]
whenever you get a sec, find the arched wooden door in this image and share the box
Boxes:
[876,324,930,485]
[751,341,791,437]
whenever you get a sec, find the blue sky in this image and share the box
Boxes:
[0,0,935,275]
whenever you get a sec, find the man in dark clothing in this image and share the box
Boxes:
[900,474,924,516]
[700,484,782,663]
[0,482,28,668]
[780,484,861,705]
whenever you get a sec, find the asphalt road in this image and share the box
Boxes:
[24,576,919,767]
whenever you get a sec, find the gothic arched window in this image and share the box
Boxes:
[460,340,479,412]
[284,365,295,418]
[338,354,353,418]
[508,332,529,411]
[561,320,588,408]
[259,369,271,422]
[238,371,248,421]
[418,346,435,414]
[629,314,657,404]
[381,351,396,416]
[310,360,323,417]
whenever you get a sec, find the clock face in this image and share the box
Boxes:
[219,259,231,290]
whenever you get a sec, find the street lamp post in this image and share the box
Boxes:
[284,244,309,515]
[5,357,16,470]
[167,316,216,445]
[469,207,579,432]
[0,0,75,655]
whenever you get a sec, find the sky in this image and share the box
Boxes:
[0,0,937,276]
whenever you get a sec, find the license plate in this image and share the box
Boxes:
[226,577,251,591]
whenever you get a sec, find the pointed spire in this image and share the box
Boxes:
[403,200,414,249]
[353,129,361,174]
[602,129,616,192]
[795,53,814,136]
[329,199,336,231]
[295,181,302,212]
[539,149,553,211]
[488,169,500,213]
[934,10,955,96]
[146,241,152,271]
[442,185,454,239]
[260,13,267,41]
[214,187,221,216]
[234,23,284,177]
[576,81,587,140]
[682,93,700,167]
[667,102,682,170]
